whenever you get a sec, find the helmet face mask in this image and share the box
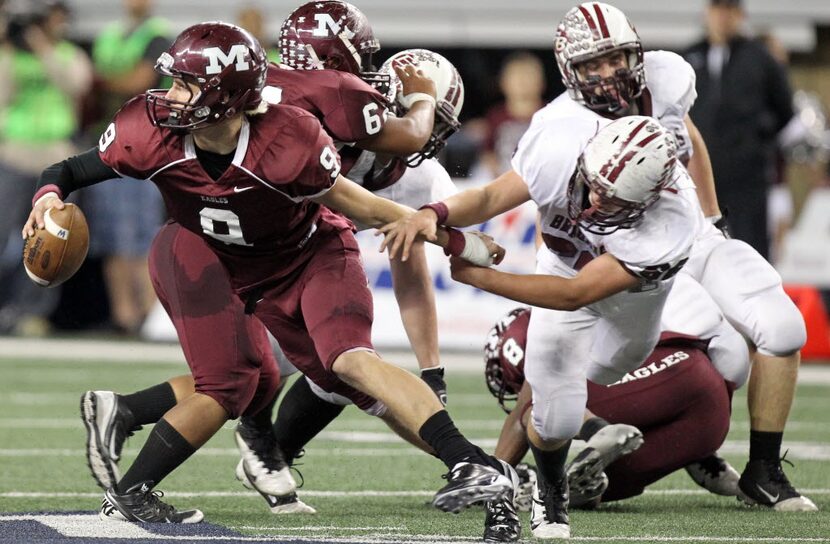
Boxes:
[555,2,646,113]
[568,116,678,235]
[146,22,268,132]
[380,49,464,167]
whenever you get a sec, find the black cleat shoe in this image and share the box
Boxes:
[432,462,513,514]
[99,481,203,523]
[530,476,570,539]
[483,459,521,542]
[483,498,521,543]
[81,391,140,490]
[235,420,296,497]
[421,367,448,405]
[738,454,818,512]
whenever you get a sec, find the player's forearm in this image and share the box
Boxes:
[35,147,117,202]
[361,101,434,155]
[473,269,584,311]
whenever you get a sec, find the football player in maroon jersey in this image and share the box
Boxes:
[71,1,472,516]
[484,307,738,512]
[23,21,513,524]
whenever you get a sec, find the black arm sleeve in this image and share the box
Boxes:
[37,147,119,198]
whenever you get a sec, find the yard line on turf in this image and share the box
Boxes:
[2,417,827,433]
[4,489,830,499]
[2,440,830,459]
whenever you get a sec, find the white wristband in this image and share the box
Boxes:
[34,191,60,207]
[706,214,722,224]
[460,232,494,267]
[398,92,436,110]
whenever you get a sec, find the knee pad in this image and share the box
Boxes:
[306,377,387,416]
[750,290,807,357]
[530,391,585,442]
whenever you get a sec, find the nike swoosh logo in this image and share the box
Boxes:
[233,186,255,193]
[756,484,779,503]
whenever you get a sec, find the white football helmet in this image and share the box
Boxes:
[380,49,464,166]
[568,116,678,234]
[554,2,645,112]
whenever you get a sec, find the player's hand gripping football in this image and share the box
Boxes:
[394,63,437,102]
[22,195,66,239]
[377,208,440,261]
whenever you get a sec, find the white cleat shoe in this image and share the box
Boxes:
[235,457,316,514]
[567,423,643,493]
[235,422,296,496]
[530,477,570,539]
[80,391,139,490]
[685,454,742,497]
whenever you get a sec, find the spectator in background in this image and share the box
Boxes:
[683,0,794,259]
[478,52,545,178]
[84,0,169,335]
[0,0,92,335]
[237,5,279,63]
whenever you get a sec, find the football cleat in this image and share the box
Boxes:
[235,421,296,497]
[567,423,643,494]
[738,455,818,512]
[420,367,448,406]
[100,481,203,523]
[432,461,513,514]
[81,390,140,490]
[530,476,570,539]
[234,459,317,514]
[483,459,521,543]
[569,471,607,510]
[514,463,538,512]
[685,454,742,497]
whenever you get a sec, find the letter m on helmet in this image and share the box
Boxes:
[203,44,251,75]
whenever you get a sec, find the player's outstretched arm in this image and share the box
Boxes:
[314,176,504,266]
[449,253,639,311]
[378,169,531,261]
[358,64,437,155]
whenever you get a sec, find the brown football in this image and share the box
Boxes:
[22,203,89,288]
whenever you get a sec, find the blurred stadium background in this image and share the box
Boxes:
[1,0,830,542]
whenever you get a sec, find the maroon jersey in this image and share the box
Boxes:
[98,96,351,294]
[265,64,406,191]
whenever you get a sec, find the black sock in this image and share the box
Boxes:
[272,377,344,461]
[241,382,284,430]
[116,418,196,493]
[579,417,609,441]
[749,430,783,461]
[119,383,177,426]
[418,410,499,470]
[529,440,571,485]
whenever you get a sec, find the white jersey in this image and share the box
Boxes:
[644,50,697,161]
[512,60,702,281]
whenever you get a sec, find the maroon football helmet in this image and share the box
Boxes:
[146,22,268,131]
[484,307,531,413]
[278,1,386,86]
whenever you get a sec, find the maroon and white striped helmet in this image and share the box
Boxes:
[278,1,386,86]
[146,22,268,131]
[554,2,645,112]
[380,49,464,166]
[568,116,678,234]
[484,307,531,413]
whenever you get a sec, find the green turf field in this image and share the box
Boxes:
[0,354,827,543]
